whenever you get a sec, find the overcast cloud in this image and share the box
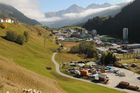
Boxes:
[0,0,47,21]
[0,0,134,26]
[43,0,134,24]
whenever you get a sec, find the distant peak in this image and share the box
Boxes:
[70,4,79,7]
[68,4,82,9]
[103,3,111,6]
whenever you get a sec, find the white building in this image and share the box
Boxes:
[123,28,128,43]
[0,18,14,23]
[57,36,65,41]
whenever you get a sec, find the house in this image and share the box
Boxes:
[0,18,14,23]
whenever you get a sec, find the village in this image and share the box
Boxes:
[53,27,140,92]
[1,17,140,92]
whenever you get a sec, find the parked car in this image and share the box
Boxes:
[131,63,137,68]
[117,72,125,77]
[117,81,129,89]
[136,56,140,59]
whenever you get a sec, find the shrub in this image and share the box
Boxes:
[70,41,98,58]
[16,35,25,45]
[24,31,29,42]
[6,31,17,42]
[38,31,42,36]
[0,23,7,29]
[5,31,25,45]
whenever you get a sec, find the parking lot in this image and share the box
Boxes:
[105,67,140,93]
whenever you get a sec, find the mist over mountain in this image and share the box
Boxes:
[87,3,111,9]
[0,3,40,25]
[45,4,84,18]
[43,2,131,28]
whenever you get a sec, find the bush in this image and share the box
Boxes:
[70,41,98,58]
[16,35,25,45]
[5,31,25,45]
[6,31,17,42]
[0,23,7,29]
[38,31,42,36]
[24,31,29,42]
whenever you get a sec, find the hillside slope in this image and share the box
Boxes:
[0,3,40,25]
[0,23,63,92]
[0,56,65,93]
[84,0,140,43]
[0,23,124,93]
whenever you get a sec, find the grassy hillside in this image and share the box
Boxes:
[0,23,124,93]
[0,56,65,93]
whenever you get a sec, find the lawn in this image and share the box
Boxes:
[0,23,124,93]
[116,54,140,74]
[117,54,140,66]
[55,52,87,63]
[61,41,79,49]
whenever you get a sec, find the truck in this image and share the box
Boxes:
[92,73,109,84]
[117,81,139,91]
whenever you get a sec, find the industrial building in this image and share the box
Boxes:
[123,28,129,44]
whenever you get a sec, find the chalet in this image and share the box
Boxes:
[0,18,14,23]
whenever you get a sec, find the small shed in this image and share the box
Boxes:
[80,70,88,76]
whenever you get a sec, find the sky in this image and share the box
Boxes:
[0,0,134,22]
[39,0,125,12]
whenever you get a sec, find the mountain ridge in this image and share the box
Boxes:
[83,0,140,43]
[45,3,112,17]
[0,3,41,25]
[43,2,128,28]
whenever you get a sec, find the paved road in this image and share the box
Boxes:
[52,52,92,82]
[52,52,139,93]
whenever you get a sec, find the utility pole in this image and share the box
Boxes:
[43,32,47,48]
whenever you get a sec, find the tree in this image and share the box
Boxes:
[100,51,117,65]
[16,35,25,45]
[83,0,140,43]
[70,46,79,53]
[24,31,29,42]
[6,31,17,42]
[38,31,42,36]
[5,31,27,45]
[70,41,98,58]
